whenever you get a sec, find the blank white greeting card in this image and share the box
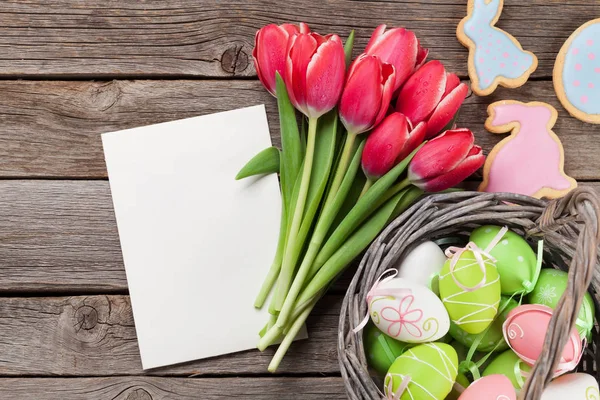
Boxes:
[102,105,301,370]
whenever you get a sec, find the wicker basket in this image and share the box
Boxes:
[339,188,600,400]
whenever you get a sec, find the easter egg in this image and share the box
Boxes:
[528,268,595,339]
[458,375,517,400]
[483,349,531,390]
[449,296,519,352]
[541,373,600,400]
[446,373,471,400]
[470,225,539,295]
[363,323,412,376]
[397,241,447,291]
[503,304,582,376]
[369,277,450,343]
[385,342,458,400]
[439,250,501,334]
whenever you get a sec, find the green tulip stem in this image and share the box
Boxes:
[267,297,318,372]
[274,136,362,328]
[274,117,318,311]
[359,178,373,198]
[375,177,411,208]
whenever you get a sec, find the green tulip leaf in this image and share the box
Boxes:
[344,30,356,68]
[235,146,280,180]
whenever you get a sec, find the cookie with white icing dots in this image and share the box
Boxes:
[457,0,538,96]
[554,18,600,124]
[479,101,577,199]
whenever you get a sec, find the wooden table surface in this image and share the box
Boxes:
[0,1,599,399]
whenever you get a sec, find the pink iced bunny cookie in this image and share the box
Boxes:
[479,101,577,199]
[457,0,538,96]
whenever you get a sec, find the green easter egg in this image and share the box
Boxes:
[528,268,596,339]
[470,225,539,295]
[448,296,519,352]
[364,323,412,376]
[439,250,501,334]
[483,349,531,390]
[385,342,458,400]
[446,373,471,400]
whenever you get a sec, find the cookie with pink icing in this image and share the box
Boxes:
[479,101,577,199]
[457,0,538,96]
[554,18,600,124]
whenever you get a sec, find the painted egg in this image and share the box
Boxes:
[369,277,450,343]
[458,375,517,400]
[470,225,539,295]
[528,268,595,339]
[397,241,447,292]
[503,304,582,376]
[449,296,519,352]
[541,373,600,400]
[439,250,501,334]
[363,323,412,376]
[483,349,531,390]
[385,342,458,400]
[446,373,471,400]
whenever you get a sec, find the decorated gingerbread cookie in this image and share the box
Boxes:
[554,18,600,124]
[479,101,577,199]
[457,0,538,96]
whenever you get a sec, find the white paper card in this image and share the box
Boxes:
[102,105,302,370]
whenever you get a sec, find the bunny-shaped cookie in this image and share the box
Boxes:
[479,101,577,199]
[457,0,538,96]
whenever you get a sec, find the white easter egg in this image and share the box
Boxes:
[369,277,450,343]
[397,241,447,290]
[541,373,600,400]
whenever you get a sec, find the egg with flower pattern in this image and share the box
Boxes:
[369,277,450,343]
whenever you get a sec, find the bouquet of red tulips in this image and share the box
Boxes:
[236,22,485,372]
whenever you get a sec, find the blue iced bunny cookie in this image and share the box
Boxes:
[457,0,538,96]
[554,18,600,124]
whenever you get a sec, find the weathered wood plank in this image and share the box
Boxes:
[0,180,598,293]
[0,294,341,376]
[0,0,596,78]
[0,377,346,399]
[0,80,599,179]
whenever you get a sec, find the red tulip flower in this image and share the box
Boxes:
[396,60,469,139]
[339,54,396,135]
[253,23,310,96]
[408,128,485,192]
[365,24,428,91]
[285,32,346,119]
[361,113,426,180]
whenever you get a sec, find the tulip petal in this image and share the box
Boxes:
[444,73,461,97]
[396,60,447,125]
[286,33,318,115]
[425,82,469,138]
[408,128,475,183]
[397,121,427,162]
[413,145,484,192]
[254,24,293,95]
[361,113,409,179]
[372,63,396,128]
[365,24,387,52]
[305,35,346,119]
[339,55,384,134]
[415,41,429,70]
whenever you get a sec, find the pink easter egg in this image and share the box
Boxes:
[502,304,582,376]
[458,375,516,400]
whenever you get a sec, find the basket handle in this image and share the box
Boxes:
[520,187,600,399]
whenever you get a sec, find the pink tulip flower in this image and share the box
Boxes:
[408,128,485,192]
[396,60,469,138]
[361,113,426,180]
[253,23,310,96]
[285,32,346,119]
[365,24,429,91]
[339,54,396,135]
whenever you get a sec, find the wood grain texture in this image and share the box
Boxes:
[0,294,341,376]
[0,0,596,78]
[0,180,598,293]
[0,377,346,399]
[0,80,599,179]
